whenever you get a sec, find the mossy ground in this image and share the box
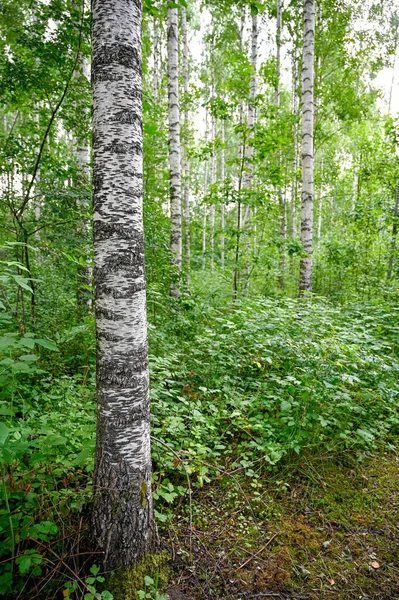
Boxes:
[107,551,170,600]
[166,453,399,599]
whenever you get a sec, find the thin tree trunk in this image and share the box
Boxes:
[74,55,92,309]
[91,0,158,570]
[220,120,225,269]
[167,3,182,297]
[274,0,282,108]
[387,182,399,280]
[316,149,323,246]
[182,7,190,286]
[275,0,286,289]
[153,14,159,103]
[76,59,91,178]
[317,193,322,246]
[34,108,41,242]
[299,0,315,295]
[242,13,258,287]
[351,163,357,212]
[202,110,209,269]
[210,110,216,273]
[291,48,299,239]
[233,11,247,296]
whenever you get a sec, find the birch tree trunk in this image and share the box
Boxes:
[242,13,258,287]
[299,0,315,294]
[243,13,258,199]
[202,109,209,269]
[387,182,399,280]
[91,0,158,570]
[76,58,91,178]
[153,14,159,103]
[220,120,225,270]
[275,0,286,289]
[167,2,182,297]
[210,110,216,272]
[182,7,190,286]
[290,48,299,240]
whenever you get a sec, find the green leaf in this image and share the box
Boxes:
[16,555,31,574]
[0,423,10,446]
[90,564,100,576]
[74,447,92,465]
[13,276,33,293]
[18,354,38,362]
[20,337,35,349]
[34,339,58,351]
[144,575,154,587]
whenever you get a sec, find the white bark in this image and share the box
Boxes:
[291,48,299,239]
[317,192,322,245]
[275,0,285,288]
[387,182,399,280]
[34,109,41,241]
[243,13,258,192]
[202,110,209,269]
[167,3,182,296]
[182,7,190,285]
[351,165,358,211]
[275,0,282,109]
[153,15,159,103]
[91,0,157,569]
[299,0,315,294]
[76,60,91,175]
[210,110,216,272]
[220,120,225,269]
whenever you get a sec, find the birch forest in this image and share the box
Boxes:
[1,0,399,598]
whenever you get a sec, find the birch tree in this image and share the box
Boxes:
[387,182,399,280]
[167,2,182,297]
[182,7,191,285]
[275,0,286,289]
[91,0,158,570]
[299,0,315,294]
[220,119,226,269]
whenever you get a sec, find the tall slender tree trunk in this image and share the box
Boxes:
[167,2,182,297]
[202,110,209,269]
[74,54,92,309]
[290,48,299,240]
[220,120,226,269]
[91,0,158,570]
[242,13,258,287]
[299,0,315,295]
[76,58,91,178]
[153,14,159,103]
[351,163,358,212]
[275,0,286,290]
[316,150,323,247]
[387,182,399,280]
[182,7,190,286]
[210,110,216,272]
[317,193,322,246]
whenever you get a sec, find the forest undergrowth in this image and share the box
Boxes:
[1,292,399,598]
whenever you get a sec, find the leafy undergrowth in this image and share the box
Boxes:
[1,296,399,596]
[168,453,399,599]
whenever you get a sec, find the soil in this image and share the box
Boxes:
[165,453,399,599]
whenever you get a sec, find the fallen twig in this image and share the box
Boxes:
[237,533,279,570]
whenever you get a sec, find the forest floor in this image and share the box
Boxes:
[167,453,399,600]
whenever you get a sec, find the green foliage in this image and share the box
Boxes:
[149,296,399,484]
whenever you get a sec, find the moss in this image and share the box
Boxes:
[107,551,170,600]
